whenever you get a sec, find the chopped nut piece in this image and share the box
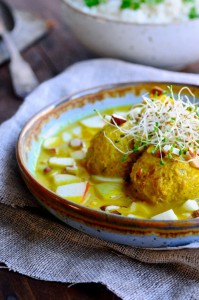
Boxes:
[43,166,52,174]
[47,148,57,154]
[189,160,199,169]
[69,138,83,150]
[192,209,199,218]
[186,149,199,169]
[185,149,199,168]
[111,114,127,126]
[100,205,121,213]
[187,150,199,169]
[111,211,121,215]
[63,166,78,175]
[100,206,107,211]
[151,86,164,96]
[187,148,196,159]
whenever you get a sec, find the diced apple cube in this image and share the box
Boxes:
[62,132,72,142]
[53,174,81,185]
[80,116,105,129]
[71,151,86,160]
[43,137,60,149]
[182,200,199,211]
[72,126,82,136]
[49,157,74,167]
[151,209,178,221]
[69,138,83,150]
[104,115,112,122]
[91,175,124,183]
[56,182,87,198]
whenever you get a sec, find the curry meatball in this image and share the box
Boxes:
[85,122,139,178]
[130,150,199,206]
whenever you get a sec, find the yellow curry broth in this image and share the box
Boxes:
[35,106,197,220]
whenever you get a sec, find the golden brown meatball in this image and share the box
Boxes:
[130,150,199,206]
[85,122,139,179]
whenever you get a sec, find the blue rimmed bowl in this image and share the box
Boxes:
[17,82,199,248]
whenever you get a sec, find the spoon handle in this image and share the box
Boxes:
[3,30,39,98]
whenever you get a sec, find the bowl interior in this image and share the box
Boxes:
[22,85,143,176]
[17,82,199,248]
[20,82,199,187]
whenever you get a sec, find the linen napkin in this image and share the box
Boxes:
[0,59,199,300]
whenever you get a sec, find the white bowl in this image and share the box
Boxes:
[62,0,199,70]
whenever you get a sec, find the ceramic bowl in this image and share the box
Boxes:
[62,0,199,70]
[17,82,199,248]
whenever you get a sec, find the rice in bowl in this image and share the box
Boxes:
[66,0,199,24]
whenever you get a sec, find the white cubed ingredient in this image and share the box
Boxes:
[91,175,123,183]
[163,145,171,153]
[72,126,82,136]
[43,137,60,149]
[105,205,120,212]
[62,132,72,142]
[71,151,86,160]
[182,200,199,211]
[163,145,179,156]
[56,182,87,198]
[49,157,75,167]
[69,138,83,149]
[151,209,178,221]
[53,174,81,185]
[80,116,105,128]
[104,115,112,122]
[172,148,180,156]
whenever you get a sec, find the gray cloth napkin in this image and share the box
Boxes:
[1,59,199,300]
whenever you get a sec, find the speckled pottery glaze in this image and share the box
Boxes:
[62,0,199,70]
[17,82,199,248]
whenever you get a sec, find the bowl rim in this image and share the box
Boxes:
[17,81,199,231]
[62,0,199,27]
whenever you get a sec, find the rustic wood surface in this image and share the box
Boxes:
[0,0,198,299]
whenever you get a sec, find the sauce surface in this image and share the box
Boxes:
[35,105,199,220]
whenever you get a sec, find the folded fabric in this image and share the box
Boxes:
[0,59,199,300]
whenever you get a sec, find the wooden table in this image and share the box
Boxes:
[0,0,120,299]
[1,1,199,299]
